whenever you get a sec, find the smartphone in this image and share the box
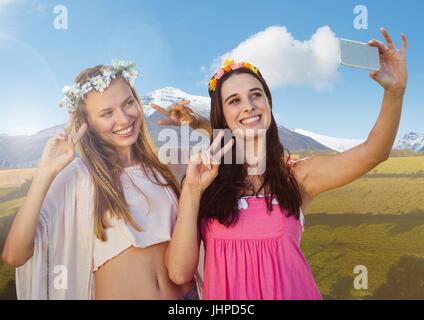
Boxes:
[339,38,380,71]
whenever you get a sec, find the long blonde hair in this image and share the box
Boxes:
[72,65,180,241]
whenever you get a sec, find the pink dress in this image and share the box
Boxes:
[201,195,322,300]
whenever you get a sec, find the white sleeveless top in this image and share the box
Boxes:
[93,164,178,272]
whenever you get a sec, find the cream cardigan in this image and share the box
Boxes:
[16,159,95,299]
[15,158,205,300]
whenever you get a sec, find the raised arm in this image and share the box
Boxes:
[152,100,212,185]
[151,100,212,138]
[166,131,234,285]
[1,114,86,267]
[292,28,408,200]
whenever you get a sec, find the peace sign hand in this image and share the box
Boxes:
[368,27,408,93]
[151,100,200,128]
[184,130,234,193]
[39,113,87,177]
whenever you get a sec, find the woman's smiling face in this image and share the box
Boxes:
[83,77,141,152]
[220,73,272,138]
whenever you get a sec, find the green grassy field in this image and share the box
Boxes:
[0,189,15,198]
[0,197,24,219]
[0,213,17,299]
[301,219,424,299]
[369,156,424,174]
[0,156,423,299]
[0,259,15,299]
[306,178,424,215]
[0,168,35,189]
[0,183,25,299]
[301,156,424,299]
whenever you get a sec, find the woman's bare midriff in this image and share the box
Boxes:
[94,242,196,300]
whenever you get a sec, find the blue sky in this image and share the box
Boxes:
[0,0,422,139]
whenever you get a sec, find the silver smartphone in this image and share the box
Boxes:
[339,38,380,71]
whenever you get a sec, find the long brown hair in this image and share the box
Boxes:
[72,65,180,241]
[199,68,302,227]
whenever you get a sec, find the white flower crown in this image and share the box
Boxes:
[59,60,139,112]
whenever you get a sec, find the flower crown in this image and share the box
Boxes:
[59,60,139,112]
[208,59,260,93]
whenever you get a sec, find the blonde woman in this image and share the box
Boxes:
[1,61,209,300]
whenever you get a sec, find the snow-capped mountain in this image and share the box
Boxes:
[395,132,424,153]
[142,87,210,117]
[290,128,365,152]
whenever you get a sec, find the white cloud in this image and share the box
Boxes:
[212,26,340,91]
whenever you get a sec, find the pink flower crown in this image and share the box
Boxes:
[208,59,260,93]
